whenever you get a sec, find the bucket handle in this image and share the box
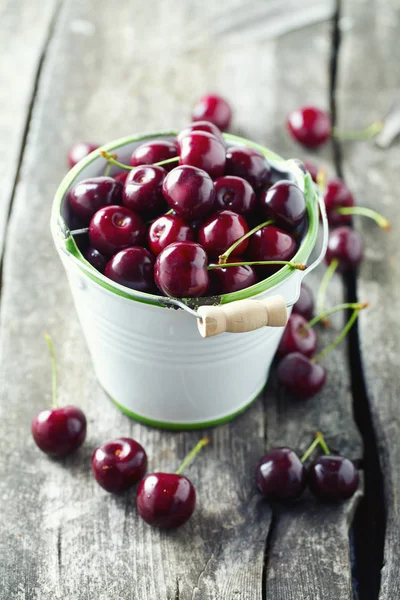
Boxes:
[196,181,329,338]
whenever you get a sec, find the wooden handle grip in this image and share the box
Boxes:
[197,295,288,338]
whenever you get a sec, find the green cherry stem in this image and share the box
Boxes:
[303,301,369,331]
[218,219,274,265]
[316,258,339,325]
[100,150,179,171]
[44,333,58,409]
[311,305,367,364]
[175,437,210,475]
[300,432,331,463]
[207,261,306,271]
[332,119,384,141]
[104,162,112,177]
[336,206,391,231]
[154,156,180,168]
[317,432,331,456]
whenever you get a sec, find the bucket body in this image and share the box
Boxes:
[52,133,320,429]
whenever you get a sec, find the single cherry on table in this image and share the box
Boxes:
[293,283,314,320]
[325,226,364,273]
[32,335,87,458]
[308,455,359,502]
[256,447,307,502]
[287,106,331,148]
[92,437,147,493]
[68,141,99,168]
[277,313,317,358]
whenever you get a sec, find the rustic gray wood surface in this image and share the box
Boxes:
[1,0,396,598]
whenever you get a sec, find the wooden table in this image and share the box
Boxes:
[1,1,398,598]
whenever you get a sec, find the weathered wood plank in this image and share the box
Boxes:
[337,1,400,598]
[0,0,59,261]
[0,1,363,598]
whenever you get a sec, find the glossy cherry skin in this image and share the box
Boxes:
[137,472,196,528]
[293,283,314,320]
[191,94,232,131]
[179,131,226,179]
[91,437,147,493]
[324,178,355,226]
[256,447,307,502]
[122,165,167,216]
[154,242,209,298]
[105,247,155,292]
[225,147,270,190]
[277,352,327,398]
[325,226,363,273]
[303,160,319,183]
[308,455,359,501]
[32,406,87,458]
[162,165,215,220]
[208,259,257,295]
[68,142,99,168]
[177,120,224,146]
[287,106,331,148]
[277,313,317,358]
[114,171,129,184]
[130,140,178,169]
[84,246,107,272]
[214,176,256,216]
[260,181,306,231]
[69,176,123,223]
[89,205,146,256]
[248,225,297,276]
[198,210,249,258]
[148,214,194,256]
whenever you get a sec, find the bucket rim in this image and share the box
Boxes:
[51,131,319,308]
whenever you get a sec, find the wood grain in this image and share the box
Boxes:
[337,1,400,598]
[0,0,59,262]
[0,1,364,598]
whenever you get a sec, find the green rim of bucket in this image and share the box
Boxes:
[107,381,266,430]
[51,131,318,308]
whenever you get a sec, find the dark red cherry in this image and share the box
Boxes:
[89,205,146,256]
[308,455,359,501]
[325,226,363,273]
[248,225,297,276]
[122,165,167,216]
[260,181,306,231]
[32,406,87,458]
[214,176,256,215]
[69,176,123,223]
[277,352,327,398]
[130,140,178,169]
[324,178,355,226]
[198,210,249,258]
[104,247,155,293]
[137,472,196,528]
[179,131,226,179]
[287,106,331,148]
[256,447,306,502]
[148,214,194,256]
[162,165,215,220]
[91,437,147,493]
[303,160,319,183]
[68,142,99,168]
[277,313,317,358]
[177,121,224,146]
[225,147,270,190]
[84,246,107,272]
[208,259,257,295]
[293,283,314,320]
[191,94,232,131]
[113,171,129,184]
[154,241,209,298]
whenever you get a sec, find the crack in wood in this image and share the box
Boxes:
[262,509,276,600]
[57,525,62,580]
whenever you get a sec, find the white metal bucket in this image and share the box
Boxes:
[51,132,328,429]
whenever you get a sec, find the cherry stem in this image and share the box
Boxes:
[316,258,339,325]
[44,334,58,409]
[336,206,391,231]
[100,150,179,172]
[70,227,89,236]
[300,431,331,463]
[311,305,367,364]
[332,119,384,141]
[207,261,306,271]
[316,168,327,194]
[218,220,274,264]
[104,162,112,177]
[146,208,174,225]
[304,301,369,331]
[175,437,210,475]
